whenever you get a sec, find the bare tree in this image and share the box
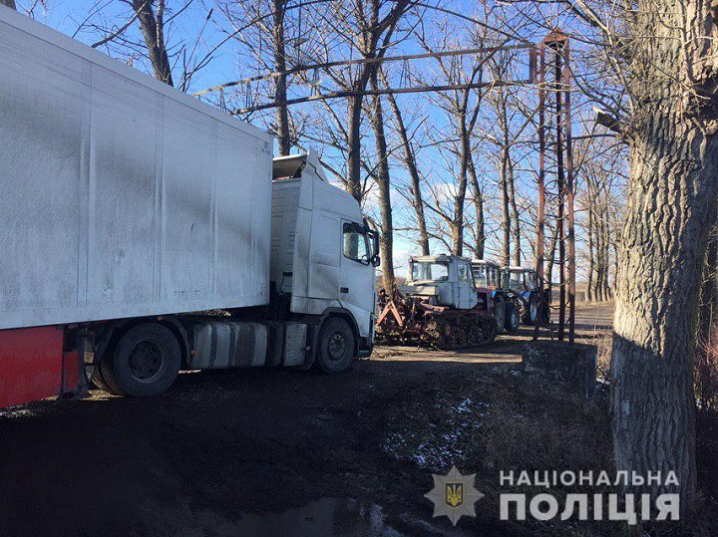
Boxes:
[367,70,395,292]
[385,88,430,256]
[128,0,174,86]
[570,0,718,509]
[326,0,416,202]
[419,22,486,256]
[218,0,297,153]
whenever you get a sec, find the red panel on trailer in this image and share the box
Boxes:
[0,327,64,408]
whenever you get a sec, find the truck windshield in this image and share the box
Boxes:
[411,262,449,282]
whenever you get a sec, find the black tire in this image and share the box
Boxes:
[523,294,539,325]
[109,324,181,397]
[315,317,355,374]
[493,296,506,334]
[482,318,497,345]
[97,345,126,396]
[504,302,520,332]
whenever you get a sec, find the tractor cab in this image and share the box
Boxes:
[502,266,538,294]
[403,255,478,310]
[501,266,548,325]
[471,259,501,290]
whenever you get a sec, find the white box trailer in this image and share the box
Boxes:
[0,7,379,408]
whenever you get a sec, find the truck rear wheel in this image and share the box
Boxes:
[315,317,355,374]
[108,324,181,397]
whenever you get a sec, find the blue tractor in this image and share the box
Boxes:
[501,266,550,326]
[472,260,520,333]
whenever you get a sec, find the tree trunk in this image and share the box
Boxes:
[386,90,430,255]
[601,212,611,299]
[272,0,290,156]
[611,108,718,510]
[468,157,485,259]
[587,198,594,302]
[369,78,395,293]
[509,157,521,266]
[500,145,511,266]
[132,0,174,86]
[451,115,469,256]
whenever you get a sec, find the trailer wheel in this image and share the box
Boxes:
[315,317,355,374]
[493,297,506,334]
[110,324,181,397]
[504,302,520,332]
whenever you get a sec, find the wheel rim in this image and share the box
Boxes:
[327,332,348,361]
[128,341,164,382]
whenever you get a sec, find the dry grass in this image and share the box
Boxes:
[373,360,718,536]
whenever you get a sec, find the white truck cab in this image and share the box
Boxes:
[271,153,380,360]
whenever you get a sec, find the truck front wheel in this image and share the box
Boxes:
[315,317,355,374]
[107,324,181,397]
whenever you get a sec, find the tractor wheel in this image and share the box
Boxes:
[454,326,468,348]
[480,319,497,345]
[467,326,480,347]
[493,296,506,334]
[505,302,520,332]
[523,294,539,325]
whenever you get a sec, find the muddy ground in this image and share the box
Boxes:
[0,303,614,537]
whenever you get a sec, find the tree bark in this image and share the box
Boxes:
[611,89,718,510]
[500,145,511,266]
[451,113,470,256]
[509,156,521,266]
[587,193,595,302]
[369,76,395,293]
[468,157,485,259]
[132,0,174,86]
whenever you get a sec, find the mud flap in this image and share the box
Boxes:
[0,327,64,408]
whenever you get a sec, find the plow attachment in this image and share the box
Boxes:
[375,291,496,350]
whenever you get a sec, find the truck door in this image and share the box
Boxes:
[339,221,375,338]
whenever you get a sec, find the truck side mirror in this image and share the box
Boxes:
[371,255,381,267]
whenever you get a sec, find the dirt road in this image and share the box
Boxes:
[0,302,614,537]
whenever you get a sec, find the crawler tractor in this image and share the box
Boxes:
[375,255,496,349]
[471,260,520,333]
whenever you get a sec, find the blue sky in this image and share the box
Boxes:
[14,0,619,279]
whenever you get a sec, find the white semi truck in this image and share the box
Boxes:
[0,8,379,408]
